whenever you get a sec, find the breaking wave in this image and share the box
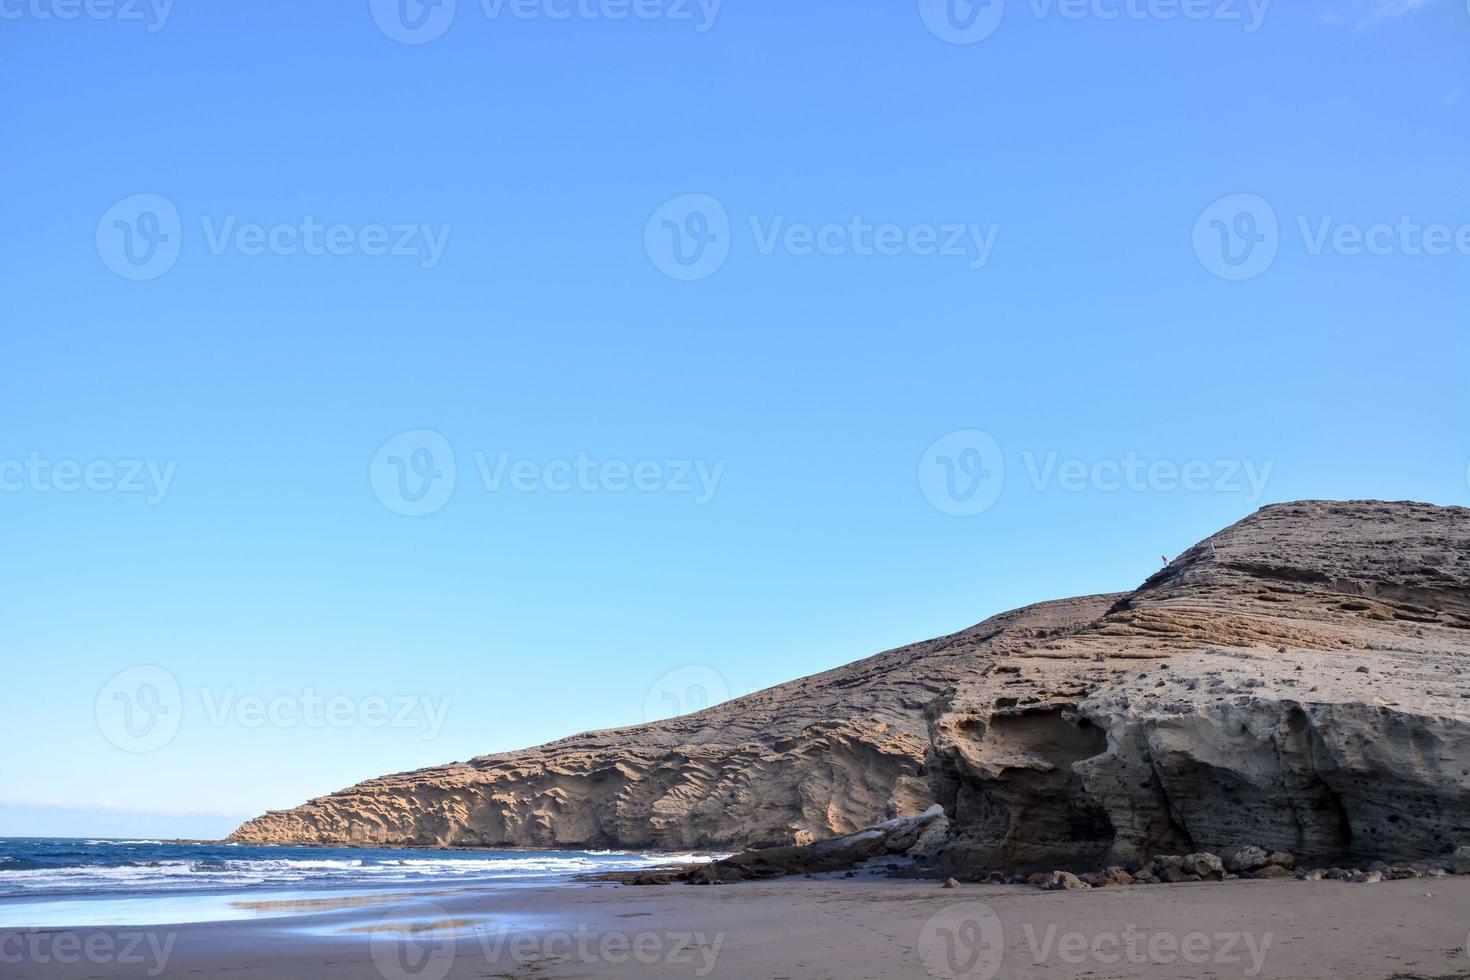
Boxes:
[0,838,714,898]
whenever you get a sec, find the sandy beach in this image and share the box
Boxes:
[4,873,1467,979]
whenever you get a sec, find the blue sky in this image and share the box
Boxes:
[2,0,1467,840]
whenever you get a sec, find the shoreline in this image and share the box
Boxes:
[0,838,724,900]
[3,874,1468,978]
[8,833,727,858]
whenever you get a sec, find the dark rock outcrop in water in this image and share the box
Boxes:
[232,501,1470,871]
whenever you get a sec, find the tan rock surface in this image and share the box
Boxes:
[232,500,1470,867]
[231,593,1108,849]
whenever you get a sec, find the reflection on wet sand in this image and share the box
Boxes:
[338,916,483,935]
[0,884,549,933]
[229,889,472,915]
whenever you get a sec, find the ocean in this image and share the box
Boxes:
[0,837,709,928]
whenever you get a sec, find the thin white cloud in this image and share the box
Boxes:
[1325,0,1444,28]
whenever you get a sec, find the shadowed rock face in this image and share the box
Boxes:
[926,500,1470,873]
[232,501,1470,868]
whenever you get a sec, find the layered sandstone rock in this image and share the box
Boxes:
[925,500,1470,874]
[232,500,1470,870]
[231,593,1110,849]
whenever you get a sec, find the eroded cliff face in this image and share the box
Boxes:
[925,500,1470,874]
[233,501,1470,868]
[231,595,1114,849]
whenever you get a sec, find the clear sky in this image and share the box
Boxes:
[2,0,1467,840]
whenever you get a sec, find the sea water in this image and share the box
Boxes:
[0,837,707,928]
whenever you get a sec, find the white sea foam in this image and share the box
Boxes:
[0,850,719,897]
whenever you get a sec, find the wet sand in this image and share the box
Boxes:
[2,874,1467,979]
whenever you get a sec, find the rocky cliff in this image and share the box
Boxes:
[231,501,1470,869]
